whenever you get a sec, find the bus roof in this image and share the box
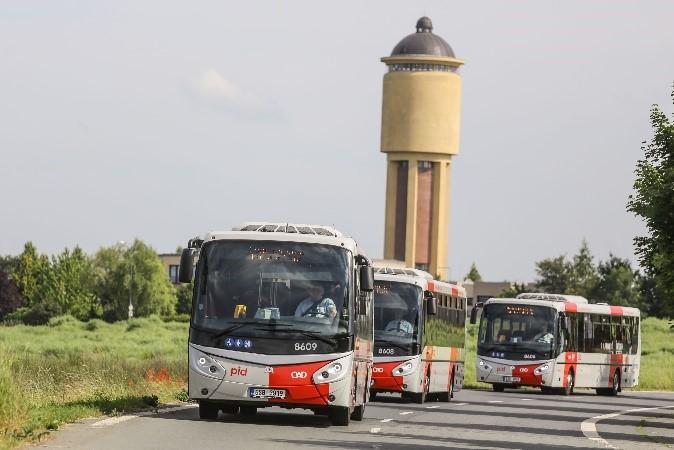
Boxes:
[483,294,640,317]
[373,265,466,298]
[200,222,364,257]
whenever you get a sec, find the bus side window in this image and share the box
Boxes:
[566,313,578,352]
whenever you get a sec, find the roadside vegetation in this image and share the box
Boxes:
[0,316,188,449]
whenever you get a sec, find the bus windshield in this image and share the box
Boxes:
[373,281,422,356]
[192,240,351,340]
[478,303,557,359]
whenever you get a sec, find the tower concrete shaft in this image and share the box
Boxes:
[380,17,464,281]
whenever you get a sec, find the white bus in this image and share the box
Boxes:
[178,223,375,426]
[370,266,467,403]
[470,293,640,395]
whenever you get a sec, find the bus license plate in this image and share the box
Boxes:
[248,388,286,399]
[503,376,520,383]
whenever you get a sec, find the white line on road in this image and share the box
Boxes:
[370,427,381,434]
[399,411,414,415]
[380,418,394,423]
[487,400,503,403]
[425,405,440,409]
[521,398,534,401]
[580,405,674,449]
[91,404,198,428]
[453,402,468,406]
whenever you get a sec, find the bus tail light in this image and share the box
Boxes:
[534,363,551,375]
[392,358,419,377]
[313,358,348,384]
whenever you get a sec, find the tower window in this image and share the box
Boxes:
[388,63,456,73]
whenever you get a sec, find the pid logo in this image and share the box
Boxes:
[230,366,248,377]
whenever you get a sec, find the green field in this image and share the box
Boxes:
[0,316,672,448]
[0,316,188,449]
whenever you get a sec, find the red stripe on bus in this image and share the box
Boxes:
[610,306,624,316]
[427,280,435,291]
[564,302,578,313]
[451,287,458,297]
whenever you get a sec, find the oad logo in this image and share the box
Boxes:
[372,367,384,373]
[290,371,308,379]
[230,366,248,377]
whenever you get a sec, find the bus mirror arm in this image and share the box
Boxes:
[178,248,194,283]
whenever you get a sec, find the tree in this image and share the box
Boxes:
[499,282,529,298]
[0,255,18,275]
[569,240,599,297]
[175,282,193,315]
[13,242,51,307]
[0,271,24,319]
[627,85,674,318]
[534,241,600,298]
[465,263,482,282]
[535,255,572,294]
[48,247,98,320]
[92,240,176,321]
[592,255,640,307]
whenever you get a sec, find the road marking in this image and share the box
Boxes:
[580,405,674,449]
[399,411,414,415]
[454,402,468,406]
[91,404,198,428]
[425,405,440,409]
[487,400,503,403]
[370,427,381,434]
[380,418,393,423]
[521,398,534,401]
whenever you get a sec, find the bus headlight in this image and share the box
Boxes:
[313,357,349,384]
[534,363,551,375]
[478,359,492,371]
[189,348,225,379]
[392,358,419,377]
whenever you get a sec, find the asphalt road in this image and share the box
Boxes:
[32,389,674,450]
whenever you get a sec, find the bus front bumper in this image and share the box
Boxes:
[188,347,353,408]
[477,357,554,387]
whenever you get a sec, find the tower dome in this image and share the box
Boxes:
[391,17,455,57]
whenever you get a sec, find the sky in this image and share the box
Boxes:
[1,1,673,282]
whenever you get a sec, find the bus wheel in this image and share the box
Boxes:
[608,370,620,396]
[412,372,430,404]
[350,403,365,421]
[329,407,351,426]
[239,406,257,416]
[492,384,505,393]
[220,405,239,415]
[541,386,554,395]
[438,371,454,402]
[369,390,377,401]
[198,401,219,420]
[561,371,574,396]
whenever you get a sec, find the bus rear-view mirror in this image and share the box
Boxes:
[469,307,478,324]
[360,266,374,292]
[425,291,438,316]
[178,248,194,283]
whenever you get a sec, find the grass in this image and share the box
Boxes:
[0,316,188,449]
[0,315,671,448]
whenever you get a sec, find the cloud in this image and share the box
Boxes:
[187,69,278,118]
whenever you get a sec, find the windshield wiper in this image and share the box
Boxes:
[210,321,260,340]
[256,327,337,346]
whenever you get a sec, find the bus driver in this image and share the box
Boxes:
[295,284,337,319]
